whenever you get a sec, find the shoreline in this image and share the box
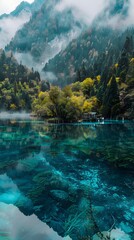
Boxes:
[0,112,133,123]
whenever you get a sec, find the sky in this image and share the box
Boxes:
[0,0,34,15]
[0,0,133,28]
[0,0,107,18]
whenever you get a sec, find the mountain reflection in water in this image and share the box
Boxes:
[0,119,133,240]
[0,201,71,240]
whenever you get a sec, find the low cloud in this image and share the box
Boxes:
[57,0,134,29]
[0,0,33,15]
[0,14,31,50]
[0,112,30,119]
[0,12,31,49]
[56,0,107,24]
[96,0,134,29]
[14,29,82,80]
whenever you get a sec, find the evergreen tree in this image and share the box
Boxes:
[117,51,129,82]
[81,63,88,81]
[124,36,131,53]
[97,66,110,102]
[76,69,81,82]
[102,75,120,118]
[123,36,134,54]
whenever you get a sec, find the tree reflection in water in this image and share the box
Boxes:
[0,120,133,239]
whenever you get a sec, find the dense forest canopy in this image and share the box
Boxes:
[33,35,134,120]
[0,49,50,110]
[0,33,134,120]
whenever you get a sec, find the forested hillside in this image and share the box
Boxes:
[6,0,86,63]
[0,0,44,19]
[0,50,49,110]
[44,28,134,86]
[32,34,134,120]
[32,66,134,121]
[0,0,45,50]
[0,0,133,120]
[0,2,133,240]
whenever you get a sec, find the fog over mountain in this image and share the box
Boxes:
[0,2,32,49]
[0,2,133,240]
[56,0,107,24]
[0,0,45,49]
[0,0,33,15]
[96,0,134,29]
[1,0,134,79]
[4,0,87,76]
[0,12,31,49]
[58,0,134,29]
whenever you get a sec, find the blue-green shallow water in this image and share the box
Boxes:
[0,119,133,239]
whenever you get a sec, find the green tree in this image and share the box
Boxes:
[102,75,120,118]
[49,86,61,117]
[81,78,94,97]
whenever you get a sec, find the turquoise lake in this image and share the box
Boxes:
[0,119,133,240]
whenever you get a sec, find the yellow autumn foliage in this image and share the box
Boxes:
[38,91,49,100]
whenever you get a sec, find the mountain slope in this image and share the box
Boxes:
[44,27,132,85]
[0,1,31,49]
[0,0,44,19]
[43,0,134,86]
[0,1,31,19]
[0,0,45,49]
[5,0,87,70]
[0,49,49,110]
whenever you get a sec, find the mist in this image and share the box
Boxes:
[0,11,31,49]
[56,0,107,24]
[14,28,82,81]
[57,0,134,29]
[0,0,33,15]
[1,0,134,53]
[0,112,31,120]
[1,0,134,84]
[96,0,133,29]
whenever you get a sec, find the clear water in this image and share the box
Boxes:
[0,119,134,240]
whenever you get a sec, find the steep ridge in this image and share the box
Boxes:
[43,0,134,86]
[44,28,133,85]
[5,0,87,70]
[0,0,45,49]
[0,1,31,19]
